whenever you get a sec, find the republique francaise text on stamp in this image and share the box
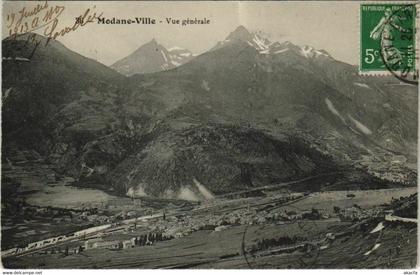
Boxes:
[360,3,417,83]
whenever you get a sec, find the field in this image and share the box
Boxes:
[25,185,115,209]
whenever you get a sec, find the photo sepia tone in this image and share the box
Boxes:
[1,0,418,269]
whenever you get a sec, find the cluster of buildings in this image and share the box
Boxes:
[84,231,171,251]
[338,206,384,222]
[1,224,112,258]
[358,154,416,185]
[138,201,329,242]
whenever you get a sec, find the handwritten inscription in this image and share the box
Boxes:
[44,7,103,44]
[5,0,103,50]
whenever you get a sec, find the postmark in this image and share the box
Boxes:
[360,3,418,83]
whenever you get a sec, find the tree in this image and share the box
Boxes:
[333,206,341,214]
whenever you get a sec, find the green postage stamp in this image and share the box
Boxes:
[360,3,417,82]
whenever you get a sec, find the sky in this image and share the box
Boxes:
[3,1,362,66]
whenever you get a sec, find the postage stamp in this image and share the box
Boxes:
[360,3,417,82]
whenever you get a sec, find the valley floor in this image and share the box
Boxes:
[2,187,417,269]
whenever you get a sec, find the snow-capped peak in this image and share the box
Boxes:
[213,26,332,60]
[168,46,185,51]
[167,46,194,67]
[212,26,274,54]
[251,34,270,51]
[111,40,195,76]
[299,45,330,59]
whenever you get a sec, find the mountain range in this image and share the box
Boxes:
[2,26,417,201]
[111,39,194,76]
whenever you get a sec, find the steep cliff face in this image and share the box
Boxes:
[106,125,338,197]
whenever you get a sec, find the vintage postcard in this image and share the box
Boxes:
[1,0,418,270]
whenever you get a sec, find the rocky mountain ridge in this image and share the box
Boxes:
[111,39,194,76]
[2,27,417,201]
